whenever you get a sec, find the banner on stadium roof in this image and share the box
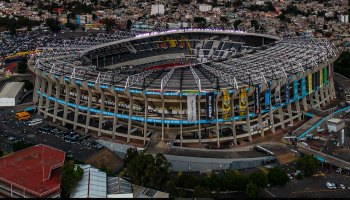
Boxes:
[254,86,260,114]
[265,84,271,110]
[293,80,298,99]
[308,74,313,94]
[285,79,290,104]
[324,67,328,84]
[222,90,231,120]
[239,87,248,116]
[187,93,197,122]
[302,78,307,97]
[275,83,281,105]
[206,92,215,120]
[320,69,324,87]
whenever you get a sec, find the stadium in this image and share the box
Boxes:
[29,29,338,149]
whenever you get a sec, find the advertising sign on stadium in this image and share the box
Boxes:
[324,67,328,84]
[302,78,307,96]
[222,90,231,120]
[265,83,271,110]
[285,79,290,103]
[320,69,324,87]
[308,74,313,94]
[239,88,248,116]
[187,93,197,122]
[206,92,215,120]
[254,86,260,114]
[293,80,298,99]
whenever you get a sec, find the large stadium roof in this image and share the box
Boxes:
[32,29,337,92]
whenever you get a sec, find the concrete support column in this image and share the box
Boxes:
[308,92,315,108]
[38,78,47,114]
[314,90,321,108]
[112,92,119,140]
[161,94,165,140]
[126,91,133,143]
[180,94,183,147]
[53,81,61,123]
[269,93,276,134]
[33,70,41,104]
[142,92,148,146]
[98,92,105,137]
[246,102,252,142]
[216,92,221,148]
[231,93,237,145]
[295,99,302,121]
[197,94,201,143]
[278,106,285,129]
[44,79,53,118]
[287,103,293,126]
[324,84,330,103]
[62,83,71,126]
[85,88,92,134]
[302,96,308,111]
[258,113,264,137]
[329,79,336,100]
[73,85,81,130]
[319,86,326,107]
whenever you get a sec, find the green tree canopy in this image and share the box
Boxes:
[296,155,320,177]
[45,18,61,32]
[249,172,268,188]
[60,160,84,198]
[246,181,260,198]
[268,167,289,186]
[124,149,171,191]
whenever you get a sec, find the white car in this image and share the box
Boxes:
[326,182,334,189]
[339,184,345,189]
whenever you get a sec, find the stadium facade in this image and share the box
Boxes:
[29,29,338,148]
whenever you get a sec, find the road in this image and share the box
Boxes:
[264,173,350,198]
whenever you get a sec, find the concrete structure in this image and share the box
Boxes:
[199,4,212,12]
[151,4,164,15]
[30,29,338,149]
[0,82,24,106]
[0,144,65,198]
[327,118,345,133]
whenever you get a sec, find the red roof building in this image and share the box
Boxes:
[0,144,65,198]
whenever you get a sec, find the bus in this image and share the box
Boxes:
[15,111,31,121]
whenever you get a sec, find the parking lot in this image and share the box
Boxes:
[0,106,102,161]
[264,173,350,198]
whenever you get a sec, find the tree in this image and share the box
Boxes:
[125,151,171,191]
[251,19,260,31]
[124,147,139,165]
[246,181,260,198]
[17,58,28,74]
[45,18,61,32]
[193,185,209,198]
[296,155,320,177]
[0,150,3,157]
[268,167,289,186]
[249,172,268,188]
[61,160,84,198]
[164,180,177,197]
